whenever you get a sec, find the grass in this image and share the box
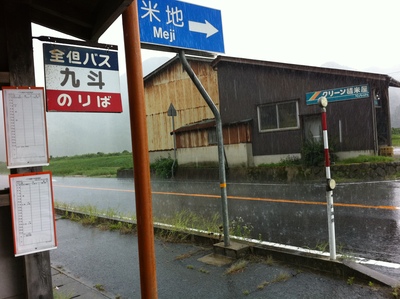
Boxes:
[55,202,223,241]
[53,291,73,299]
[185,264,209,274]
[0,161,7,174]
[225,259,248,275]
[56,202,137,235]
[392,132,400,146]
[230,216,253,238]
[43,151,133,177]
[257,152,396,169]
[1,137,399,177]
[158,210,221,236]
[347,276,355,285]
[175,248,207,261]
[255,271,292,293]
[258,155,302,167]
[336,155,394,164]
[265,255,276,266]
[94,284,105,292]
[273,272,291,283]
[393,287,399,298]
[157,212,255,242]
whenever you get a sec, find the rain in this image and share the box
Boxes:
[2,1,400,298]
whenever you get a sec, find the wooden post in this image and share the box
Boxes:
[4,1,53,298]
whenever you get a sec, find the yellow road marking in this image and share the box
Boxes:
[54,184,400,211]
[54,184,134,193]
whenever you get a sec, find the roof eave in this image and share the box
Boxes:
[143,54,214,81]
[389,77,400,88]
[29,0,133,42]
[212,55,399,86]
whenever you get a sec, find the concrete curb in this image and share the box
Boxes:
[52,265,116,298]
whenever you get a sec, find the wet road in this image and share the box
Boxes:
[48,176,400,264]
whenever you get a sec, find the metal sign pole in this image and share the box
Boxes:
[178,50,230,247]
[171,115,176,178]
[168,104,177,178]
[319,97,337,260]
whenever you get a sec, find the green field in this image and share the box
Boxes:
[0,161,7,174]
[0,152,133,176]
[392,134,400,146]
[43,151,133,177]
[1,130,400,177]
[392,128,400,146]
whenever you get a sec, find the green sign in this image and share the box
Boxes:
[306,84,370,105]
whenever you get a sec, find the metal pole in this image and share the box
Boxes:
[178,50,230,247]
[122,3,158,298]
[171,114,176,178]
[319,97,336,260]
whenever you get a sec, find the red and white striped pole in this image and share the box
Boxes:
[319,97,337,260]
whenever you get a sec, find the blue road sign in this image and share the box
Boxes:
[138,0,224,53]
[306,84,370,105]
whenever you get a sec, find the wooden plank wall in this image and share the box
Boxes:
[176,122,252,149]
[144,59,219,152]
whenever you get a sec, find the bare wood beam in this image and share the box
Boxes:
[4,1,53,298]
[92,0,132,41]
[0,72,10,84]
[0,194,9,207]
[30,3,93,28]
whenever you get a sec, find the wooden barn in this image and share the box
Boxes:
[144,55,221,164]
[144,55,400,166]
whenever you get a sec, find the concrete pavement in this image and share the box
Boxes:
[50,217,400,298]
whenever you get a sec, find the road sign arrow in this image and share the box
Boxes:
[139,0,225,53]
[167,103,177,116]
[188,20,218,38]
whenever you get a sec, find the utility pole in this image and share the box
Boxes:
[122,3,158,298]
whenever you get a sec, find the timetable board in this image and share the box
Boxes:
[2,87,49,168]
[9,172,57,256]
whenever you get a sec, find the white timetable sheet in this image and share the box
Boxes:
[9,172,57,256]
[2,87,49,168]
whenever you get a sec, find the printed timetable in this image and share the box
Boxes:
[9,172,57,256]
[2,87,49,168]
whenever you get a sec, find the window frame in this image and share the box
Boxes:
[257,100,300,133]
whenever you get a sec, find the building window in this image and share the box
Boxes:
[208,128,217,145]
[257,101,299,132]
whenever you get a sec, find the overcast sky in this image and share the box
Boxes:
[31,0,400,83]
[101,0,400,76]
[183,0,400,76]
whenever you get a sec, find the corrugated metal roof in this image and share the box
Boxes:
[173,118,252,133]
[144,54,400,88]
[212,56,400,88]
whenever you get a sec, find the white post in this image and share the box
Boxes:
[319,97,336,260]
